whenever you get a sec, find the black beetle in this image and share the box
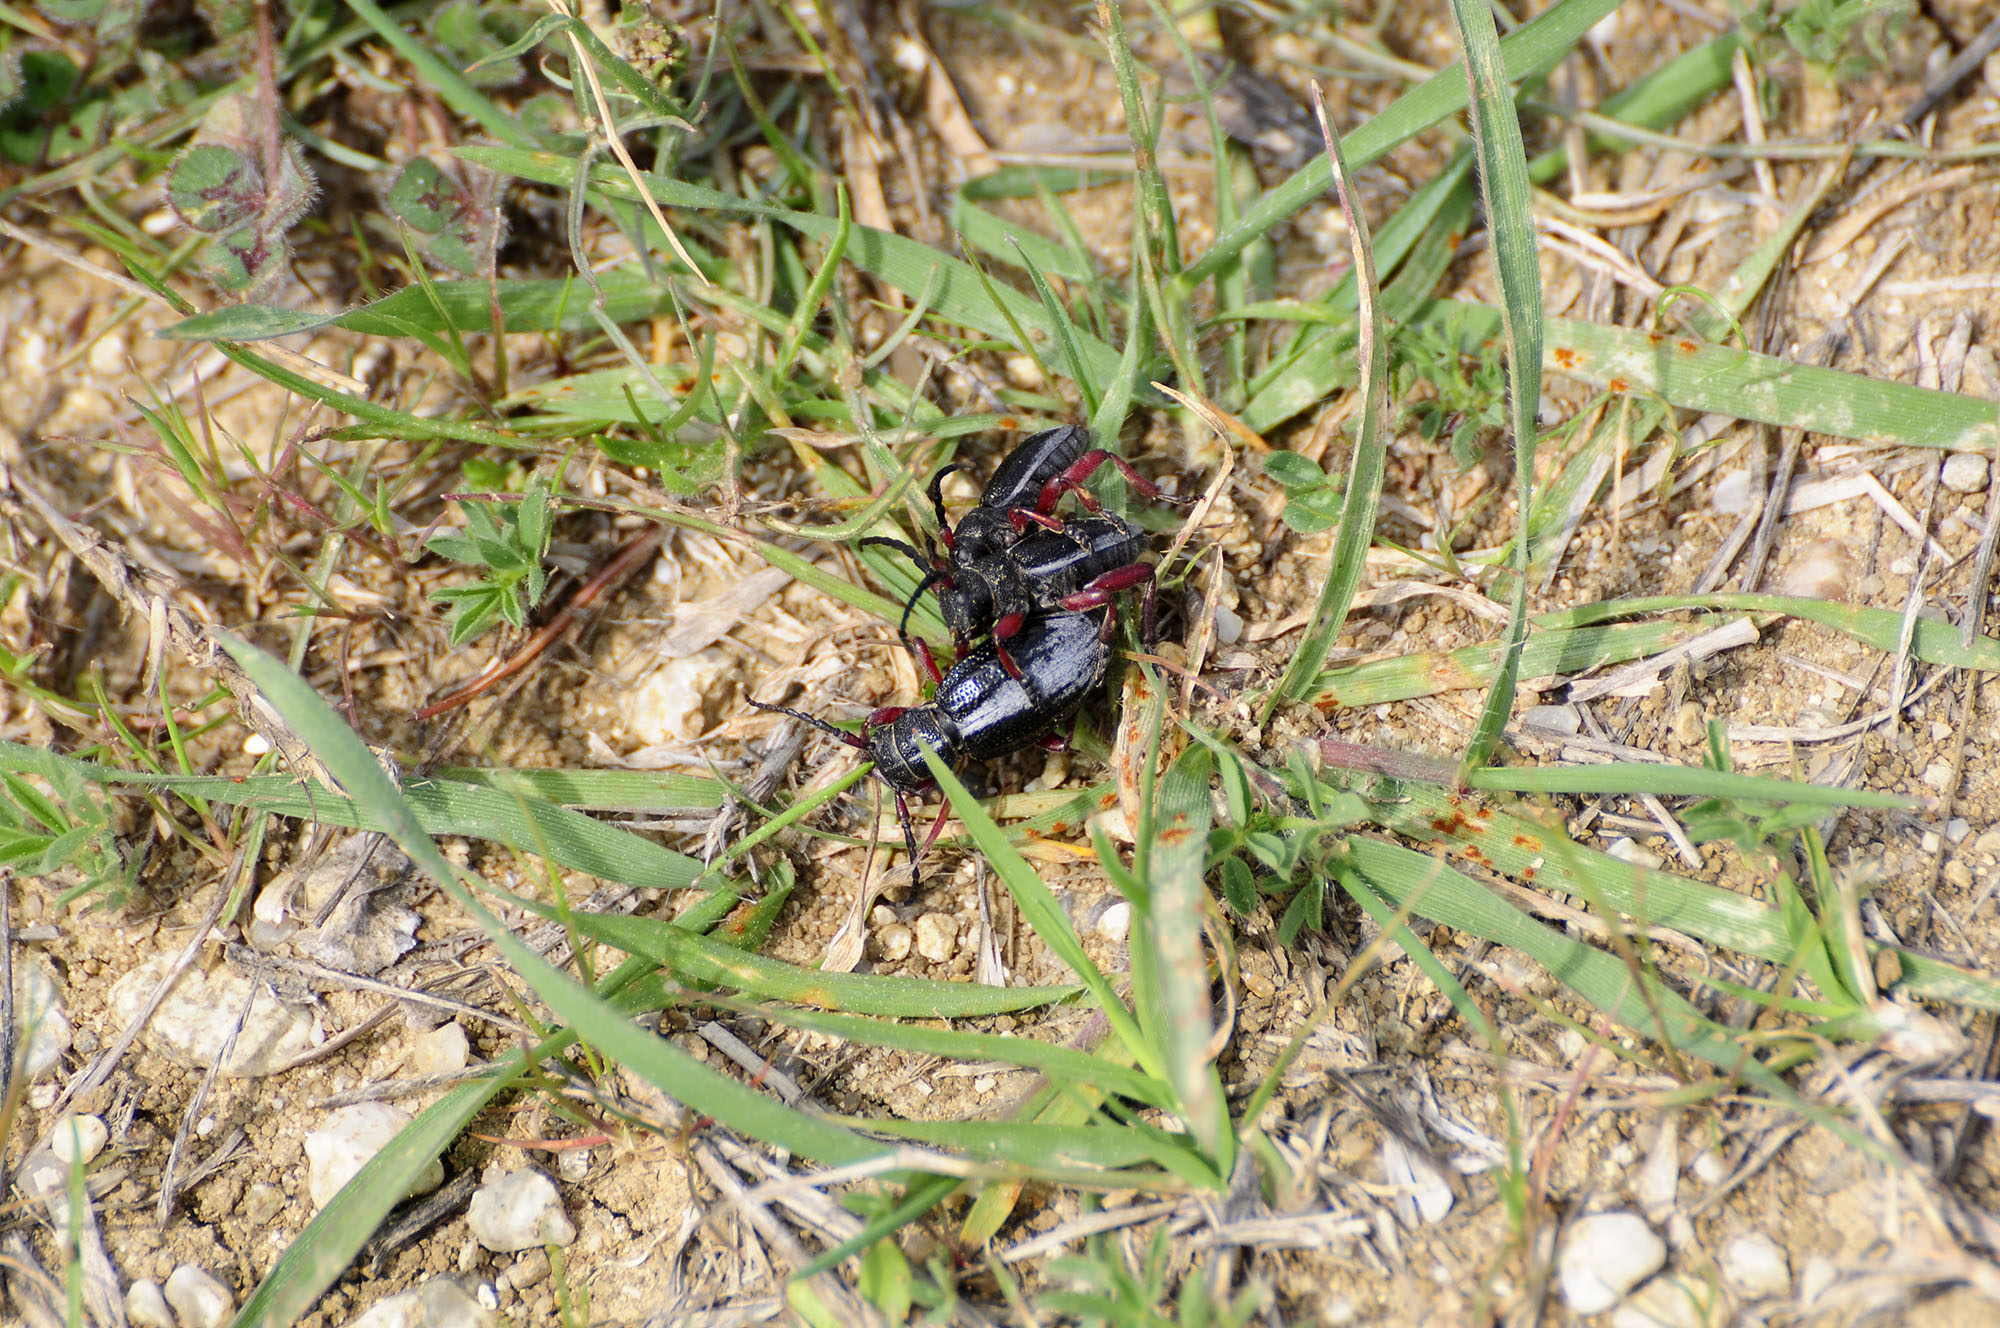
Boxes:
[884,513,1156,682]
[864,425,1175,678]
[749,607,1113,885]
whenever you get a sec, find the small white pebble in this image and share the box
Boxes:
[913,912,957,963]
[1558,1211,1666,1314]
[1094,807,1135,843]
[1212,604,1244,644]
[1096,901,1132,943]
[1688,1149,1728,1185]
[87,333,127,378]
[1605,838,1663,871]
[1777,538,1851,601]
[348,1276,491,1328]
[557,1147,591,1183]
[304,1103,444,1210]
[1941,452,1989,494]
[412,1022,470,1076]
[164,1265,235,1328]
[1798,1255,1838,1306]
[126,1279,174,1328]
[49,1114,108,1164]
[1710,469,1754,515]
[1946,818,1971,844]
[891,35,927,74]
[1876,999,1966,1065]
[875,922,913,962]
[11,961,71,1081]
[1523,704,1582,734]
[467,1167,576,1253]
[1003,355,1042,388]
[1720,1232,1791,1298]
[1922,761,1956,792]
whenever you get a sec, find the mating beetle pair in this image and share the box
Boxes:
[860,424,1169,685]
[751,425,1180,883]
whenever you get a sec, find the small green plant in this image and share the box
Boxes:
[0,49,80,164]
[386,156,500,276]
[1036,1225,1268,1327]
[433,0,537,86]
[1260,451,1344,535]
[0,765,132,909]
[426,483,553,645]
[0,1,206,166]
[1392,319,1509,470]
[1776,0,1912,78]
[165,93,316,293]
[1206,745,1370,944]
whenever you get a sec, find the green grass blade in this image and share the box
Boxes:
[952,197,1102,287]
[524,905,1079,1018]
[1088,289,1151,448]
[1011,241,1101,419]
[1314,616,1736,707]
[0,745,711,889]
[216,639,896,1166]
[1446,0,1542,777]
[435,765,724,810]
[1552,593,2000,670]
[343,0,539,151]
[456,146,1138,396]
[162,272,681,343]
[742,1004,1175,1109]
[1177,0,1624,290]
[919,748,1162,1082]
[1339,837,1881,1154]
[1140,742,1230,1168]
[1097,0,1179,281]
[852,1117,1210,1183]
[1270,87,1389,713]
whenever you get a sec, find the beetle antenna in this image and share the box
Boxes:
[745,698,869,750]
[897,567,945,641]
[927,462,964,526]
[859,535,928,572]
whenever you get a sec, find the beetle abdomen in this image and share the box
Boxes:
[940,611,1110,762]
[981,424,1090,512]
[1009,515,1149,598]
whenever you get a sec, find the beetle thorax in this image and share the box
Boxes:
[950,507,1017,564]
